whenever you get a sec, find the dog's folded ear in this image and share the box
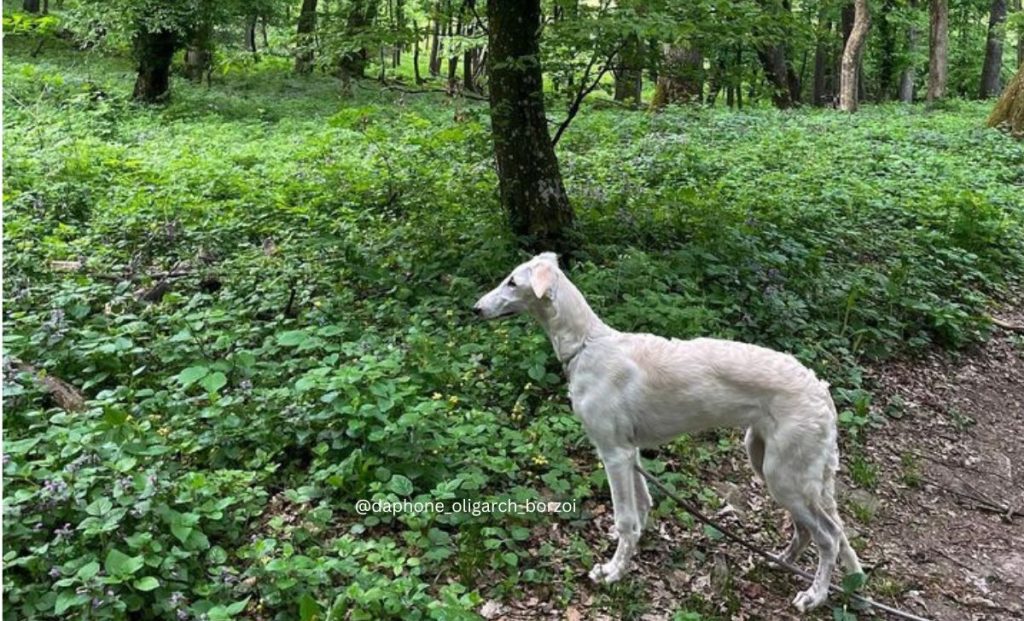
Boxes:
[536,252,559,265]
[531,262,556,299]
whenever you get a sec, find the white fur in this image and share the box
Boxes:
[473,253,863,612]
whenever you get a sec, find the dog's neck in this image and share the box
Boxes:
[532,274,610,372]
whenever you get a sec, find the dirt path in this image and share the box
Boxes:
[856,317,1024,621]
[482,316,1024,621]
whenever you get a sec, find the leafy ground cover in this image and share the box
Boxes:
[3,36,1024,620]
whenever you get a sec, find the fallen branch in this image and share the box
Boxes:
[988,315,1024,332]
[11,360,86,412]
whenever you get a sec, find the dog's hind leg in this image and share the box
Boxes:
[633,452,653,529]
[762,434,841,611]
[589,445,641,584]
[744,427,766,480]
[776,520,811,565]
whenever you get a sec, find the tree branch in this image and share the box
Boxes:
[551,44,622,147]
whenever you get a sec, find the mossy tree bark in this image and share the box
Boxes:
[988,61,1024,135]
[294,0,318,74]
[486,0,574,255]
[133,28,178,103]
[651,45,704,108]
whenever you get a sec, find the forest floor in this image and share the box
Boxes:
[481,306,1024,621]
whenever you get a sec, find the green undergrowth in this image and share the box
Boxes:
[4,37,1023,620]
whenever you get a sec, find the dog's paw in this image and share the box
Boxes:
[588,561,625,584]
[791,587,827,612]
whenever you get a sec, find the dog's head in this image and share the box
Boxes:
[472,252,560,320]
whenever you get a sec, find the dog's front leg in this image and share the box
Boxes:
[589,446,641,584]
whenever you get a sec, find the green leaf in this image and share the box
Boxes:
[55,592,89,615]
[133,576,160,591]
[76,561,100,580]
[299,592,320,621]
[200,371,227,393]
[388,474,414,496]
[4,437,40,455]
[177,366,209,387]
[86,497,113,516]
[104,548,144,577]
[841,571,867,593]
[276,330,309,346]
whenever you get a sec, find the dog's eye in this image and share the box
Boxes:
[507,278,517,288]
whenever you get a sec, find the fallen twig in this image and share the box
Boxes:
[11,360,86,412]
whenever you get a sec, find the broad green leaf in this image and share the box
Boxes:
[104,548,144,577]
[133,576,160,591]
[388,474,413,496]
[200,372,227,393]
[177,366,209,387]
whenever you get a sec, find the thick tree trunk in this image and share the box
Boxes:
[184,23,213,82]
[339,0,375,80]
[23,0,40,12]
[757,45,796,108]
[294,0,318,74]
[987,61,1024,134]
[980,0,1007,98]
[840,0,870,111]
[927,0,948,102]
[652,45,704,108]
[898,0,918,102]
[133,29,177,102]
[613,33,643,106]
[486,0,574,254]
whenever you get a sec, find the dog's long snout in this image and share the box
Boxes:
[472,304,484,318]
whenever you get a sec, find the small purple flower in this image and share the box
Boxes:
[239,379,253,391]
[49,566,62,578]
[92,597,103,609]
[106,589,115,598]
[176,610,189,621]
[2,453,10,466]
[131,507,144,518]
[169,592,186,606]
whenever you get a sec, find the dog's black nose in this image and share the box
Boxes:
[472,306,484,317]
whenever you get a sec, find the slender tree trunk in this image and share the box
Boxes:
[447,17,459,90]
[652,45,704,108]
[184,23,213,82]
[1017,0,1024,66]
[813,19,830,106]
[133,29,177,102]
[980,0,1007,98]
[294,0,318,74]
[877,0,897,100]
[486,0,574,254]
[927,0,949,101]
[613,33,643,106]
[840,0,870,111]
[898,0,918,102]
[245,15,259,61]
[413,20,424,83]
[23,0,40,13]
[429,18,441,76]
[463,2,476,91]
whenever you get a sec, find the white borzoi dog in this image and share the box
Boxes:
[473,253,862,611]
